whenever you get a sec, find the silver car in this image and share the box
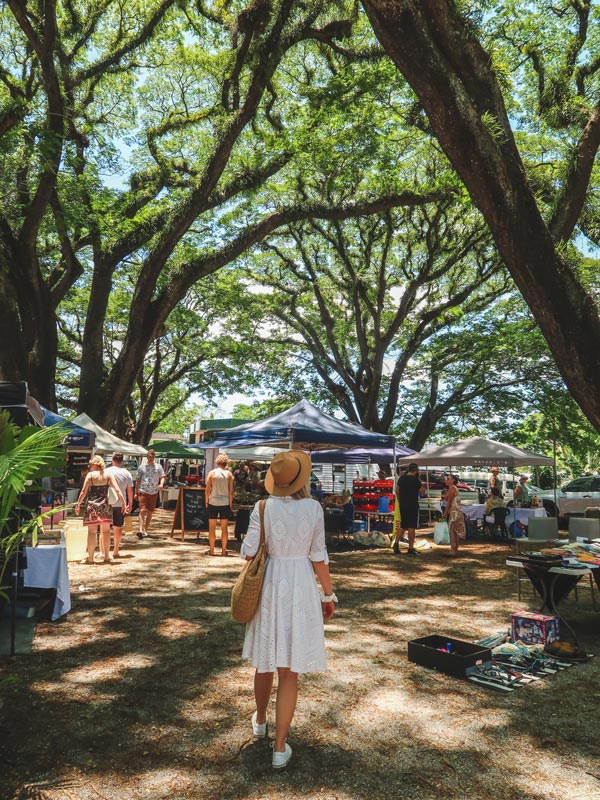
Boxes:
[537,475,600,518]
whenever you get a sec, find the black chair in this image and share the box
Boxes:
[485,507,509,540]
[325,504,355,550]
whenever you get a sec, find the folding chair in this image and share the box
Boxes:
[526,516,560,543]
[568,517,600,542]
[484,507,509,541]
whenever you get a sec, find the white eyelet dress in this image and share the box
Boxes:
[241,496,329,674]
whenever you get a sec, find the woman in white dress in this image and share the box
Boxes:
[241,450,336,769]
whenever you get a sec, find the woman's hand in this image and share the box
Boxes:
[322,600,335,620]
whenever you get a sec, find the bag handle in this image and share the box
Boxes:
[259,498,267,552]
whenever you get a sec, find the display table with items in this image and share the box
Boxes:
[455,504,547,525]
[23,542,71,620]
[507,541,600,643]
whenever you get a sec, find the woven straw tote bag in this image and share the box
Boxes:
[231,499,267,623]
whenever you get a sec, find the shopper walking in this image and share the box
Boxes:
[240,451,336,770]
[75,455,125,563]
[135,449,165,538]
[105,452,134,557]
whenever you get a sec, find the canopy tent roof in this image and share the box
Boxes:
[42,407,96,449]
[200,399,396,451]
[149,439,204,458]
[312,446,416,464]
[397,436,553,469]
[72,412,147,456]
[206,445,287,461]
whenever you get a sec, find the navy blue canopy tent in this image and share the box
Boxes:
[311,446,416,464]
[42,408,96,449]
[201,399,396,451]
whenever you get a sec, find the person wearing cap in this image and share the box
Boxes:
[241,450,335,770]
[105,452,134,558]
[514,475,530,507]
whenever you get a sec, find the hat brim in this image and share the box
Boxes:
[264,451,312,497]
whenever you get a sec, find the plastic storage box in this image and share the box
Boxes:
[408,635,492,678]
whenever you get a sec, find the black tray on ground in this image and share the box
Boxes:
[408,635,492,678]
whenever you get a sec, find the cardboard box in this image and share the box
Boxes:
[408,635,492,678]
[511,610,559,645]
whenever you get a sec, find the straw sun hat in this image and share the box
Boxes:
[264,451,312,497]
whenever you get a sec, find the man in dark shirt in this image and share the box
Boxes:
[393,462,422,556]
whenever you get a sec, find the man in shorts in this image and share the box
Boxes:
[393,462,423,556]
[205,453,234,556]
[105,452,134,558]
[135,449,165,538]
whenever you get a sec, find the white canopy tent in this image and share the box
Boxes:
[396,436,553,469]
[72,412,147,457]
[396,436,555,520]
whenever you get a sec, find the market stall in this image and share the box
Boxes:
[397,435,554,525]
[42,408,97,504]
[71,413,147,457]
[197,399,398,539]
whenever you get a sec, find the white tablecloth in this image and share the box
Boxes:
[457,504,547,525]
[23,544,71,620]
[159,487,181,504]
[461,504,486,520]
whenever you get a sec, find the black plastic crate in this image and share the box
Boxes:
[408,635,492,678]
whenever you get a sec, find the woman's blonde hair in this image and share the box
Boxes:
[216,453,229,467]
[291,483,310,500]
[89,455,106,470]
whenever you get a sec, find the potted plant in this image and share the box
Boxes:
[0,410,68,600]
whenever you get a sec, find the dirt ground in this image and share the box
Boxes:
[1,511,599,800]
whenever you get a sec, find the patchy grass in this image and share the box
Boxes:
[1,511,599,800]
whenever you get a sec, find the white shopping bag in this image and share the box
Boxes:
[433,520,450,545]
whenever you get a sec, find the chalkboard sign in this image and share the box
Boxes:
[170,487,208,541]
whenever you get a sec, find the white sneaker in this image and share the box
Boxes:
[272,742,292,769]
[251,711,267,738]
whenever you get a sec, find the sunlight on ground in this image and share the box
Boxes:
[60,654,156,684]
[156,617,206,639]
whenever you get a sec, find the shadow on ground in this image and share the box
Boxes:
[0,512,598,800]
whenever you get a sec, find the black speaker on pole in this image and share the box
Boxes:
[0,381,30,427]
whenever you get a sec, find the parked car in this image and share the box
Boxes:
[536,475,600,518]
[417,472,476,520]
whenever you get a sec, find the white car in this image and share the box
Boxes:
[537,476,600,518]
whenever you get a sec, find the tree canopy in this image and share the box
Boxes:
[0,0,450,433]
[2,1,600,456]
[362,0,600,433]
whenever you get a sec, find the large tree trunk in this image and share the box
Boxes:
[0,252,58,409]
[362,0,600,433]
